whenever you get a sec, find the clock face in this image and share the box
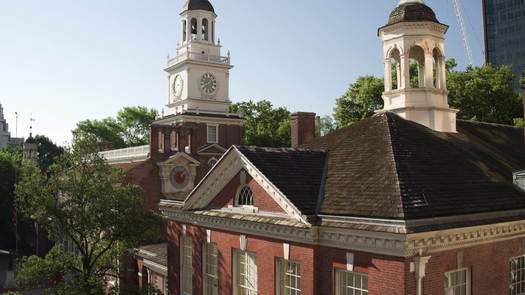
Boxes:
[200,73,217,96]
[170,166,190,190]
[173,75,184,100]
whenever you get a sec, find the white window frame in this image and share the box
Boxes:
[203,242,219,295]
[335,268,368,295]
[236,185,254,207]
[510,255,525,295]
[444,267,470,295]
[180,235,193,295]
[207,124,219,144]
[233,249,258,295]
[276,258,301,295]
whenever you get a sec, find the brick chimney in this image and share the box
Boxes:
[291,112,316,148]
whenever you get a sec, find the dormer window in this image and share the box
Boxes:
[207,124,218,143]
[237,186,253,206]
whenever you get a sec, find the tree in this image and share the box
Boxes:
[318,115,336,136]
[334,75,384,128]
[0,149,20,251]
[230,100,291,147]
[34,135,64,172]
[72,106,158,149]
[334,60,523,127]
[447,64,522,124]
[15,140,165,295]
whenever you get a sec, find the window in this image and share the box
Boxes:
[208,158,218,167]
[511,255,525,295]
[276,258,301,295]
[170,131,178,151]
[237,186,253,206]
[234,250,257,295]
[335,269,368,295]
[158,131,165,153]
[190,18,197,40]
[207,125,218,143]
[203,243,218,295]
[444,268,470,295]
[181,235,193,295]
[202,18,209,41]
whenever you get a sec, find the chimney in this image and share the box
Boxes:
[291,112,316,148]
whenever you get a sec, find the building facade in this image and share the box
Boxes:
[0,104,23,150]
[483,0,525,89]
[160,1,525,294]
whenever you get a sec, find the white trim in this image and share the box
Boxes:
[240,235,247,251]
[444,267,470,295]
[346,253,354,272]
[283,243,290,260]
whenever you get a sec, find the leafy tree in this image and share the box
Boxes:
[0,149,20,250]
[230,100,291,147]
[34,135,64,172]
[334,75,384,128]
[15,139,165,295]
[72,106,158,149]
[334,59,523,127]
[318,115,336,136]
[447,64,522,124]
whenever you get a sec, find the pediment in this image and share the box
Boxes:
[198,143,227,155]
[158,152,200,167]
[183,147,309,225]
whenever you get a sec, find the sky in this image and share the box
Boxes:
[0,0,485,146]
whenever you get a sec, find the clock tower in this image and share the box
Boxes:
[152,0,243,201]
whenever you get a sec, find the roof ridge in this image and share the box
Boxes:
[384,113,406,219]
[457,119,523,129]
[236,145,326,153]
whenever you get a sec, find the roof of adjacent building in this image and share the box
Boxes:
[182,0,214,13]
[233,113,525,222]
[136,243,167,267]
[387,3,440,25]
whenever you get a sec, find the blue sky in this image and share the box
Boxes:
[0,0,485,145]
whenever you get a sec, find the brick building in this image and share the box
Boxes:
[156,1,525,295]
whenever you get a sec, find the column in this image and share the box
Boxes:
[424,53,434,88]
[400,54,410,89]
[384,59,392,91]
[440,58,447,89]
[186,20,192,43]
[197,17,202,41]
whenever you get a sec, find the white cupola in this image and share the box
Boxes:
[378,1,458,132]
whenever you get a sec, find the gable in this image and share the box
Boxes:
[208,171,286,213]
[198,143,227,155]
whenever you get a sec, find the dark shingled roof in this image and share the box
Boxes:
[387,3,440,25]
[182,0,214,13]
[300,112,525,220]
[236,146,327,215]
[137,243,167,266]
[25,134,36,144]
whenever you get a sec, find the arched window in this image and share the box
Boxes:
[433,48,444,89]
[170,130,178,151]
[409,46,425,88]
[237,186,253,206]
[182,20,187,42]
[388,48,401,90]
[190,18,198,40]
[202,19,209,41]
[208,157,218,167]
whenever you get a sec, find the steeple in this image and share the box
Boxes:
[23,128,38,163]
[378,1,458,132]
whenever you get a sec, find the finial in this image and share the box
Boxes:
[217,38,221,45]
[227,50,230,57]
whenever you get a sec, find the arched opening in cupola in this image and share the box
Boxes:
[408,45,425,88]
[202,19,209,41]
[190,18,198,40]
[388,48,401,90]
[433,47,444,89]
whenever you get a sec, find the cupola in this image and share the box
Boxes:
[182,0,215,13]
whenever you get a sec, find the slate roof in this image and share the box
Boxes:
[236,146,327,215]
[299,112,525,220]
[182,0,214,13]
[136,243,167,267]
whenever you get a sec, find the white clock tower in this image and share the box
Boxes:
[165,0,233,116]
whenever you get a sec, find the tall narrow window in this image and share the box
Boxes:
[207,125,218,143]
[202,19,209,41]
[191,18,198,40]
[182,20,187,42]
[234,250,257,295]
[276,258,301,295]
[170,131,178,151]
[511,255,525,295]
[181,235,193,295]
[203,242,218,295]
[185,133,192,153]
[158,131,165,153]
[444,268,470,295]
[335,269,368,295]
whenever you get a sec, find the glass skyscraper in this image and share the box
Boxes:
[483,0,525,89]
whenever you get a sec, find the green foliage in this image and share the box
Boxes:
[318,115,336,136]
[0,149,20,249]
[14,139,165,295]
[334,59,523,127]
[447,64,522,125]
[334,75,384,128]
[34,135,64,172]
[72,106,158,149]
[230,100,291,147]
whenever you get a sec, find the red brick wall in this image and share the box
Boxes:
[123,160,162,213]
[291,112,316,148]
[208,171,285,213]
[408,236,525,295]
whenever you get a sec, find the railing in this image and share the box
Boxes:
[167,51,230,68]
[99,145,150,163]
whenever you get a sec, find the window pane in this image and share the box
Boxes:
[336,269,368,295]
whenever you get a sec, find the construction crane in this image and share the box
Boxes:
[452,0,475,66]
